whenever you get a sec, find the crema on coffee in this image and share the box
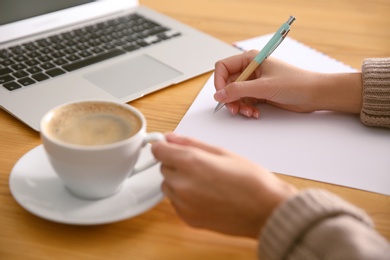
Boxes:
[44,102,142,146]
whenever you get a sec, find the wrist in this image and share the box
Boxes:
[311,72,363,113]
[250,178,298,239]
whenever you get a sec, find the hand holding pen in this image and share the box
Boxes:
[213,16,296,115]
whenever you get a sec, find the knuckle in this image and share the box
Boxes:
[215,59,223,68]
[227,81,245,98]
[247,49,259,58]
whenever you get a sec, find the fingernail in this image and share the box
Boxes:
[214,89,227,101]
[240,109,251,117]
[253,110,260,119]
[166,132,178,140]
[228,106,235,115]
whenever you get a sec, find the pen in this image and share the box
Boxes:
[213,15,296,113]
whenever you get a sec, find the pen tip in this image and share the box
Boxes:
[214,102,225,113]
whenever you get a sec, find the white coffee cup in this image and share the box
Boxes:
[40,100,165,200]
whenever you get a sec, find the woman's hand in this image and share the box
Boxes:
[152,133,297,238]
[214,51,362,118]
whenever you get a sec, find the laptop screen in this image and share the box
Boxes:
[0,0,95,25]
[0,0,136,43]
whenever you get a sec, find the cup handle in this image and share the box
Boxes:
[131,132,165,175]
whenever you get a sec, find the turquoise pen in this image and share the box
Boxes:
[213,15,296,113]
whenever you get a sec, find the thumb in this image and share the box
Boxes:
[165,133,224,155]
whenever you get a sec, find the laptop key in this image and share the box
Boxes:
[0,67,12,76]
[53,58,68,66]
[0,74,15,84]
[36,38,51,48]
[2,81,22,91]
[37,56,52,63]
[65,54,81,62]
[40,62,56,70]
[11,63,27,71]
[51,51,65,59]
[136,40,149,47]
[1,59,15,67]
[39,47,54,55]
[27,66,42,74]
[9,46,23,56]
[123,44,141,52]
[22,42,37,52]
[32,73,49,82]
[90,47,106,54]
[78,50,93,58]
[18,77,35,86]
[13,55,29,63]
[25,59,40,67]
[0,49,12,59]
[13,70,28,78]
[26,51,40,59]
[63,49,125,72]
[46,68,66,77]
[143,35,160,44]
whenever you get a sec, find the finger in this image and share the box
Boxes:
[222,79,268,103]
[161,180,174,198]
[225,102,240,115]
[152,141,183,165]
[152,138,216,169]
[214,79,261,104]
[217,50,258,73]
[238,104,260,118]
[216,94,260,118]
[161,181,191,222]
[165,133,225,155]
[214,51,258,91]
[160,163,175,176]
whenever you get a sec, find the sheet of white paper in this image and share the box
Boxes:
[175,34,390,196]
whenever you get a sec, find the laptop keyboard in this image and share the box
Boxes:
[0,13,181,91]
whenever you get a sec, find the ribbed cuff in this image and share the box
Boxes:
[360,58,390,128]
[258,189,373,260]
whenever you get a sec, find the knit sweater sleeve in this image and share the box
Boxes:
[360,57,390,128]
[258,189,390,260]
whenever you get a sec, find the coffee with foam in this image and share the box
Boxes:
[44,101,142,146]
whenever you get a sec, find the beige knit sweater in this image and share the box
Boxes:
[258,58,390,259]
[361,58,390,128]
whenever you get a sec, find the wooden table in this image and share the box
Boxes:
[1,0,389,259]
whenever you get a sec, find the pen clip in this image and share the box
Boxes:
[266,30,289,58]
[266,16,295,58]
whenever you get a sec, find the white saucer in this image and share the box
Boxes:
[9,144,164,225]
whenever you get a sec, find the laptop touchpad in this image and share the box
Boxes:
[84,54,182,98]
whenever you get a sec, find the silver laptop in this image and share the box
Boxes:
[0,0,241,131]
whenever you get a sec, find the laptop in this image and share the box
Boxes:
[0,0,241,131]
